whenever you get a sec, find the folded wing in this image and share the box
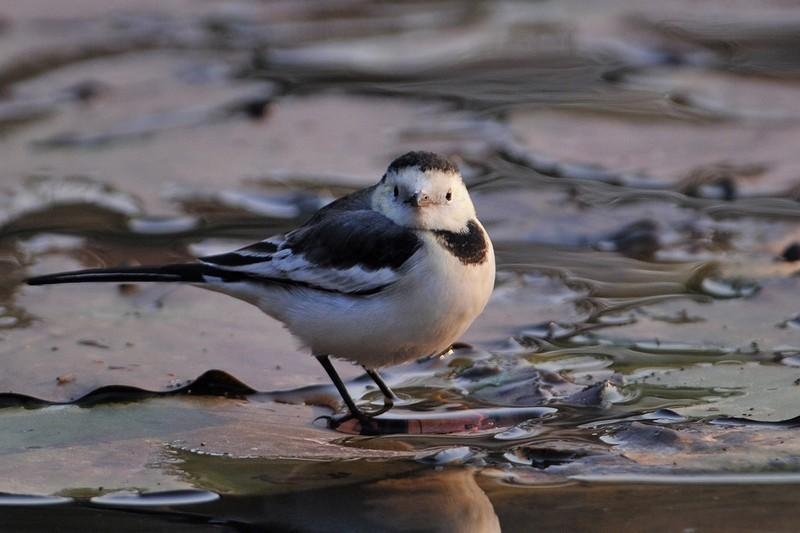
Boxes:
[201,210,423,294]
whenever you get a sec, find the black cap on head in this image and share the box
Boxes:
[387,151,459,175]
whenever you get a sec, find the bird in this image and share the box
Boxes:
[26,151,496,431]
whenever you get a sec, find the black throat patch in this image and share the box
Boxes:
[433,220,488,265]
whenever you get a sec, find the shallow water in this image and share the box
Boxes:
[1,0,800,531]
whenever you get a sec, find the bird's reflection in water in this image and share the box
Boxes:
[361,468,501,533]
[218,466,501,533]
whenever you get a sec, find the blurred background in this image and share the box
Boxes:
[1,1,800,531]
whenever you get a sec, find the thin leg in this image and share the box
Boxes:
[364,367,397,416]
[365,368,397,399]
[316,355,367,420]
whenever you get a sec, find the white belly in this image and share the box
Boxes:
[249,230,495,368]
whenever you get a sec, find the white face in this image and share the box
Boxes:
[372,166,477,232]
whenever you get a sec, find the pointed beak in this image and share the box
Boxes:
[405,192,433,208]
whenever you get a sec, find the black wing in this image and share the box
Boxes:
[201,208,423,294]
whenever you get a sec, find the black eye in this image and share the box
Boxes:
[446,190,452,201]
[393,186,399,198]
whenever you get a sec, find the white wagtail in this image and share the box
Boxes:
[27,151,496,428]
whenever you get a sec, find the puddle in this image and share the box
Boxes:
[1,0,800,530]
[0,494,72,506]
[90,489,220,507]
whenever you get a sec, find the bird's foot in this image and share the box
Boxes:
[366,395,394,417]
[316,409,383,435]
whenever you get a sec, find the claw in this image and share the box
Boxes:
[319,410,380,435]
[364,394,394,417]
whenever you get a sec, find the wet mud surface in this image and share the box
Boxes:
[1,1,800,531]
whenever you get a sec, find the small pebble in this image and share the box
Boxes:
[781,242,800,262]
[56,373,75,385]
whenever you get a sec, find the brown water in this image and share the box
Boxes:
[1,1,800,531]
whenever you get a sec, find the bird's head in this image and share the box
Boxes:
[372,151,476,232]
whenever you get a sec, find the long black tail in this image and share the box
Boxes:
[26,263,244,286]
